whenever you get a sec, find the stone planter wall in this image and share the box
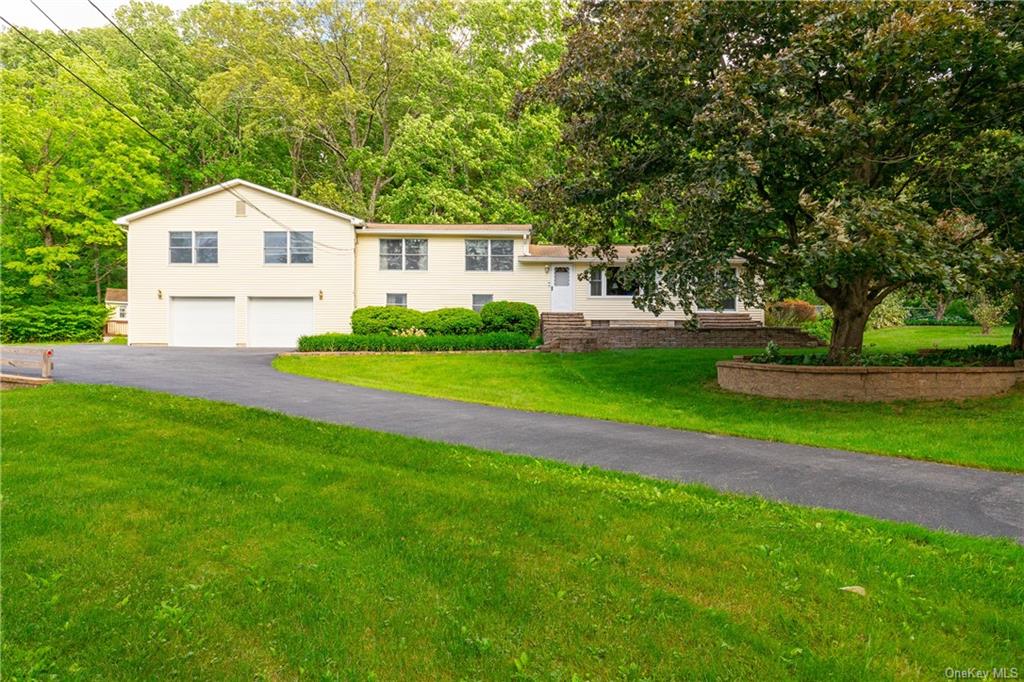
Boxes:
[546,327,821,352]
[716,359,1024,402]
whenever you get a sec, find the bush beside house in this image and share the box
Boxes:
[299,302,541,352]
[480,301,540,337]
[0,304,109,343]
[350,306,426,335]
[298,332,535,352]
[421,308,484,336]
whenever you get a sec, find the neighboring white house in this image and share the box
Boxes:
[104,287,128,336]
[116,179,762,347]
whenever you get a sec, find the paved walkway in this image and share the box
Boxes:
[31,345,1024,540]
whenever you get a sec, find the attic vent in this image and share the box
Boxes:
[235,200,246,217]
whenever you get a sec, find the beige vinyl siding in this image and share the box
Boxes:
[573,264,762,323]
[127,185,356,345]
[570,266,690,322]
[355,235,549,312]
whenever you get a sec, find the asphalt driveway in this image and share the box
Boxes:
[19,344,1024,541]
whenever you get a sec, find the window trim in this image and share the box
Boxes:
[168,230,218,265]
[464,239,514,272]
[471,294,493,313]
[587,266,636,298]
[263,230,314,266]
[379,238,428,271]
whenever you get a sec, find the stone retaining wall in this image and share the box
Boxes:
[548,326,821,352]
[716,360,1024,402]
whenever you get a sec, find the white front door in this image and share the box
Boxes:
[170,297,235,347]
[550,264,574,312]
[248,297,314,348]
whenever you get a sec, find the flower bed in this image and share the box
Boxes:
[718,345,1024,402]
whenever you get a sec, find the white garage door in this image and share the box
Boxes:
[248,297,314,348]
[170,297,236,347]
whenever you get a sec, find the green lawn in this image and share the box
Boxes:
[275,326,1023,472]
[3,385,1021,679]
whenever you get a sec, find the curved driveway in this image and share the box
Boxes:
[39,344,1024,541]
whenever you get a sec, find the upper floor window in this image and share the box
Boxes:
[380,238,427,270]
[170,231,217,264]
[589,267,636,297]
[117,305,127,319]
[264,231,313,264]
[465,239,513,271]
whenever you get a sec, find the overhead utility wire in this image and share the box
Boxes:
[28,0,108,75]
[85,0,236,140]
[3,14,351,252]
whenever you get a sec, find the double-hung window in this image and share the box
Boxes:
[380,239,427,270]
[589,267,636,297]
[465,239,513,271]
[472,294,493,312]
[264,231,313,264]
[169,231,218,264]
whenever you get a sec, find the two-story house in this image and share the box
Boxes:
[116,179,762,347]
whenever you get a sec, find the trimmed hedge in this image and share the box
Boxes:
[351,306,425,335]
[421,308,483,335]
[297,332,535,352]
[480,301,540,336]
[750,344,1023,367]
[1,303,109,343]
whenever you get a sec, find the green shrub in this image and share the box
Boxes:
[867,294,907,330]
[968,293,1011,335]
[945,299,974,322]
[421,308,483,335]
[480,301,540,336]
[749,344,1022,367]
[298,332,535,352]
[351,306,425,335]
[0,303,109,343]
[801,318,833,343]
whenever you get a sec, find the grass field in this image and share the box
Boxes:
[275,326,1023,471]
[3,384,1021,679]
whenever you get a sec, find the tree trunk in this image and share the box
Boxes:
[934,296,947,321]
[827,307,871,362]
[1013,293,1024,352]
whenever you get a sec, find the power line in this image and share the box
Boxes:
[85,0,237,141]
[0,16,174,152]
[2,14,350,254]
[28,0,108,75]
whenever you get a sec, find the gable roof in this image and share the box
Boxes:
[105,287,128,304]
[114,179,363,226]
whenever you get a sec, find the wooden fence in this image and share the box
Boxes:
[1,347,54,384]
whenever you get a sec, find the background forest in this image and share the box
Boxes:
[1,0,566,305]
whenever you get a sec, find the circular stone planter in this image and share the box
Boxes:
[716,359,1024,402]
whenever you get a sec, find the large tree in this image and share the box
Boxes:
[931,131,1024,350]
[525,1,1024,360]
[0,30,166,303]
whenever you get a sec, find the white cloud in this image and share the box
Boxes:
[3,0,206,32]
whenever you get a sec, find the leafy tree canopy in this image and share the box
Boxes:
[525,1,1024,359]
[1,0,565,304]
